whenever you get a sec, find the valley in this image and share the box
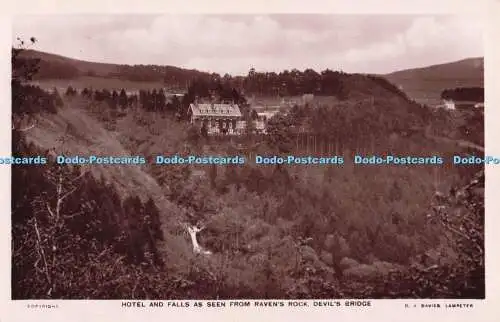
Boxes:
[11,46,485,299]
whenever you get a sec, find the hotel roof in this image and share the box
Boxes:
[189,103,242,118]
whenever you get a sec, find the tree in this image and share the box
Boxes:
[122,196,146,264]
[12,37,39,84]
[65,86,77,96]
[208,164,217,189]
[187,125,201,145]
[170,95,181,114]
[143,198,164,266]
[158,88,166,111]
[11,37,52,128]
[200,122,208,138]
[52,88,64,107]
[119,89,128,109]
[266,113,293,153]
[81,87,91,98]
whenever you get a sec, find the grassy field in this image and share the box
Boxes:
[384,57,484,106]
[30,76,166,92]
[388,78,484,106]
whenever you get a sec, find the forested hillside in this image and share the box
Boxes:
[12,40,484,299]
[441,87,484,101]
[20,49,417,101]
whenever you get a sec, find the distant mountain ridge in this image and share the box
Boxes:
[16,49,408,101]
[384,57,484,106]
[386,57,483,79]
[18,49,484,106]
[19,49,121,76]
[18,49,212,88]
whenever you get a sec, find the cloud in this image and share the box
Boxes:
[337,15,484,72]
[12,14,484,75]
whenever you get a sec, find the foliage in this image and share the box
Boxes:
[12,38,60,122]
[12,38,40,84]
[65,86,78,96]
[265,113,294,153]
[12,37,484,300]
[12,140,167,298]
[441,87,484,101]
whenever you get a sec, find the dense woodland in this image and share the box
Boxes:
[12,136,165,297]
[441,87,484,102]
[77,76,253,125]
[20,49,410,100]
[12,40,484,299]
[12,41,166,298]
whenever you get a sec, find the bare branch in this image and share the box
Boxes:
[46,203,55,218]
[53,172,78,220]
[110,255,126,276]
[95,248,110,260]
[62,210,84,219]
[17,123,36,132]
[12,118,37,131]
[59,187,77,204]
[33,216,51,286]
[55,173,63,219]
[423,264,439,272]
[131,277,139,299]
[69,170,88,184]
[442,222,483,255]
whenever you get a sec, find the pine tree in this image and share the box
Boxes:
[52,87,64,108]
[143,198,164,266]
[119,88,128,109]
[122,196,148,264]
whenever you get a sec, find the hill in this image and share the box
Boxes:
[19,49,118,76]
[20,49,485,107]
[17,49,422,103]
[19,49,212,89]
[22,96,192,261]
[11,47,484,299]
[384,57,484,106]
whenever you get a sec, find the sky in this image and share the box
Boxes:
[12,14,484,76]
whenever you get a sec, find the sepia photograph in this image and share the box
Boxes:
[10,13,485,301]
